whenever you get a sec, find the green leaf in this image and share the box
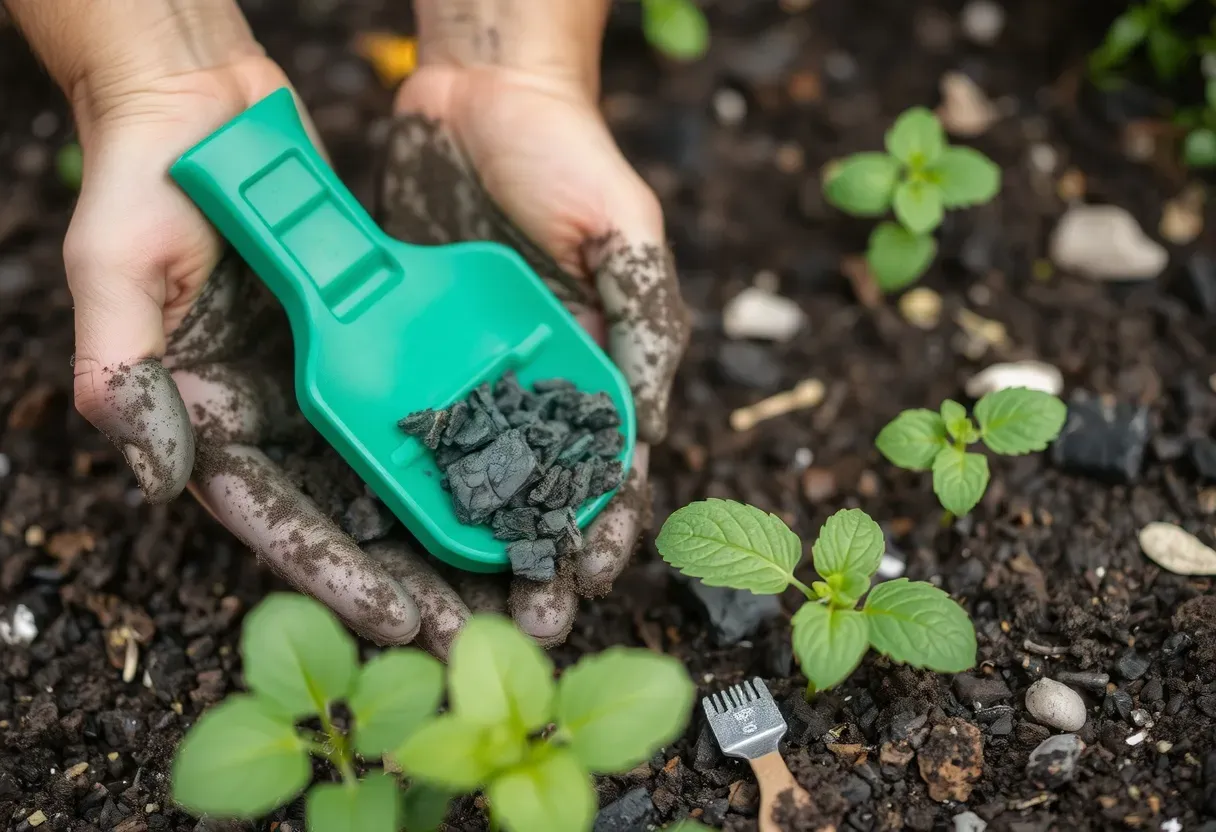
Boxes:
[931,447,990,516]
[875,409,948,470]
[487,749,596,832]
[791,603,870,691]
[401,783,453,832]
[669,823,715,831]
[1147,26,1191,81]
[973,387,1068,455]
[825,572,870,608]
[930,147,1001,208]
[655,498,803,594]
[396,715,524,790]
[863,579,977,673]
[306,773,400,832]
[1185,128,1216,167]
[1090,8,1150,71]
[349,649,444,758]
[885,107,945,166]
[940,400,979,444]
[641,0,709,61]
[811,508,884,580]
[554,648,695,774]
[1206,78,1216,110]
[171,695,310,818]
[893,180,944,234]
[866,222,937,292]
[824,153,901,216]
[449,614,554,732]
[241,592,357,719]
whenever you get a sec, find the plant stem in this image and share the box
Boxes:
[318,705,357,785]
[939,510,954,528]
[803,681,817,702]
[791,576,818,602]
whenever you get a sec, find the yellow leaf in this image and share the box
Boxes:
[354,33,418,86]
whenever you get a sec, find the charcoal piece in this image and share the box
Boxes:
[574,392,622,429]
[590,427,624,459]
[526,421,570,448]
[441,401,469,445]
[399,408,448,449]
[567,462,593,508]
[470,382,510,433]
[492,507,540,541]
[557,431,594,466]
[508,538,556,581]
[446,429,538,524]
[440,476,450,491]
[507,408,540,428]
[434,444,464,470]
[451,407,496,451]
[494,371,526,415]
[538,508,576,537]
[556,525,584,557]
[533,378,576,393]
[543,467,573,509]
[529,466,563,506]
[590,459,625,496]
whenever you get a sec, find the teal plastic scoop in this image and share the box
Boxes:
[170,88,635,573]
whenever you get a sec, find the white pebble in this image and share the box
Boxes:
[823,51,858,82]
[1161,819,1182,832]
[1025,678,1087,731]
[1049,204,1168,281]
[722,287,805,342]
[1029,143,1058,175]
[712,88,747,126]
[960,0,1005,44]
[964,361,1064,398]
[1126,729,1148,746]
[878,554,906,579]
[0,605,37,646]
[1139,522,1216,576]
[954,811,988,832]
[936,72,1000,137]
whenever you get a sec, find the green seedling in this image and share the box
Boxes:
[393,615,695,832]
[875,387,1067,518]
[639,0,709,61]
[823,108,1001,292]
[1089,0,1195,85]
[656,502,977,695]
[171,593,446,832]
[1176,76,1216,166]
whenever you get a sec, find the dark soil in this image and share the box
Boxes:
[3,1,1216,831]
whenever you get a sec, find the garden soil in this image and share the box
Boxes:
[2,0,1216,830]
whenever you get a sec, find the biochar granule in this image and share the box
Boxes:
[399,372,624,581]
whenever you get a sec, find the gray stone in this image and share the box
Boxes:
[1026,734,1085,788]
[593,788,654,832]
[953,674,1012,709]
[446,429,537,524]
[954,810,988,832]
[1025,678,1087,731]
[1051,392,1150,483]
[1055,670,1110,694]
[1116,650,1151,680]
[686,579,781,646]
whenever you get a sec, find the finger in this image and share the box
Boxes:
[173,362,303,446]
[574,443,650,597]
[191,444,420,645]
[455,575,509,615]
[366,542,470,661]
[508,571,579,648]
[164,252,264,369]
[587,234,690,445]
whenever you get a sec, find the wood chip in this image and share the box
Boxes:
[730,379,825,431]
[1139,522,1216,576]
[64,762,89,779]
[27,810,47,827]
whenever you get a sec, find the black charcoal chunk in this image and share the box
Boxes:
[508,538,556,581]
[529,466,562,506]
[399,408,448,449]
[567,462,593,509]
[434,444,465,470]
[575,392,622,429]
[558,431,594,466]
[590,459,625,496]
[492,507,540,541]
[538,508,576,537]
[441,400,469,445]
[494,371,526,414]
[526,421,570,448]
[556,525,584,557]
[470,382,510,433]
[446,429,538,524]
[543,467,573,509]
[533,378,576,393]
[451,407,496,451]
[507,408,540,428]
[590,428,624,459]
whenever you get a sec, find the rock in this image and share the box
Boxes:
[0,604,37,646]
[1054,670,1110,694]
[989,714,1013,736]
[1026,734,1084,788]
[593,788,654,832]
[1024,678,1087,731]
[1051,392,1149,483]
[960,0,1005,44]
[445,429,538,525]
[916,719,983,802]
[954,810,989,832]
[1049,205,1168,281]
[685,579,781,646]
[936,72,1000,137]
[1163,632,1193,658]
[692,723,721,772]
[1116,650,1151,680]
[1193,438,1216,480]
[1106,689,1133,720]
[953,674,1013,709]
[715,341,782,389]
[722,287,805,342]
[712,88,747,126]
[898,287,942,330]
[1160,191,1204,244]
[1139,521,1216,576]
[506,539,556,582]
[341,495,395,543]
[99,710,145,751]
[964,361,1063,398]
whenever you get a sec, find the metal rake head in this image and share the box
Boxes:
[702,676,787,760]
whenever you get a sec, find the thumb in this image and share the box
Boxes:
[66,223,197,504]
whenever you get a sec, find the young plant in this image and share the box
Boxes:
[1176,75,1216,166]
[1089,0,1195,85]
[823,107,1000,292]
[171,593,446,832]
[639,0,709,61]
[393,615,695,832]
[656,502,977,694]
[875,387,1067,518]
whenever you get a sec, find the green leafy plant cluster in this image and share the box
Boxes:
[171,594,696,832]
[639,0,709,61]
[822,107,1001,292]
[875,387,1067,518]
[656,502,977,693]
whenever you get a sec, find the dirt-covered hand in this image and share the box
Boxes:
[361,63,690,654]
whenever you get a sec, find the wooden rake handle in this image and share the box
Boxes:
[749,751,814,832]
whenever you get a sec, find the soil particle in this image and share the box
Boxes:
[916,719,983,802]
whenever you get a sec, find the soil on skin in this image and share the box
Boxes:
[3,0,1216,831]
